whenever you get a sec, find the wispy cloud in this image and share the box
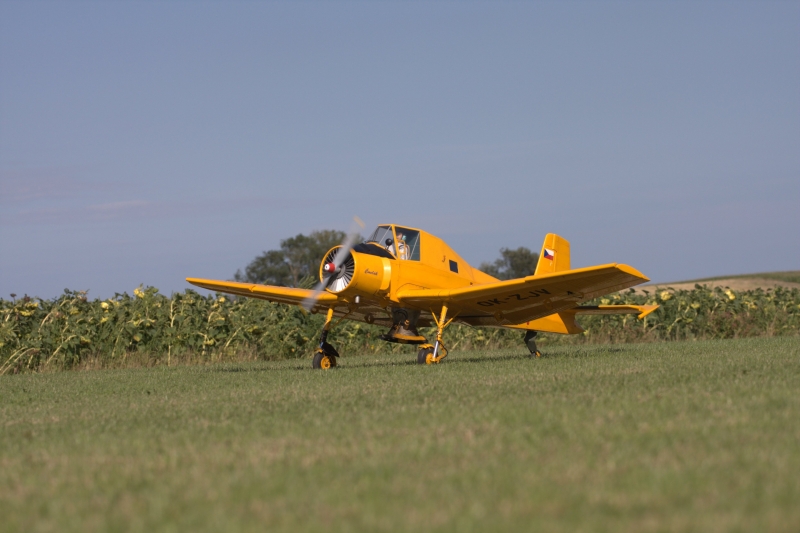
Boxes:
[0,165,308,226]
[0,166,117,205]
[1,196,301,226]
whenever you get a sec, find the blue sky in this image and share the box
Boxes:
[1,1,798,300]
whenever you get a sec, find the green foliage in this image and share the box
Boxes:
[234,230,360,287]
[479,246,539,280]
[557,285,800,345]
[1,285,798,374]
[0,286,391,374]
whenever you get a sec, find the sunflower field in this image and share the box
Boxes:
[1,285,798,374]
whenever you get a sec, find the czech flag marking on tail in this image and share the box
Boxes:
[543,248,555,261]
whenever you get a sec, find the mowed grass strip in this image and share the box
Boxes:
[1,337,799,533]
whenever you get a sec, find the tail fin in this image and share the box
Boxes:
[534,233,570,276]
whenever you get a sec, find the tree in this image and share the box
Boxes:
[235,230,361,287]
[479,247,539,280]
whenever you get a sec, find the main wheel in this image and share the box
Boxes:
[417,346,435,365]
[312,349,337,369]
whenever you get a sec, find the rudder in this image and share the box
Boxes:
[534,233,570,276]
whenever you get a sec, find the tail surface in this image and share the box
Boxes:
[534,233,570,276]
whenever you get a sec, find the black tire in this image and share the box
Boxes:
[312,349,336,369]
[417,346,434,365]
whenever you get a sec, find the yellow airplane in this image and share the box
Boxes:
[187,224,657,369]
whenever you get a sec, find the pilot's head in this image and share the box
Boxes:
[385,238,393,246]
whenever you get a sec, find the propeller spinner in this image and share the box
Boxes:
[301,216,364,311]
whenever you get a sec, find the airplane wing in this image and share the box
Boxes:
[185,278,339,307]
[396,264,649,326]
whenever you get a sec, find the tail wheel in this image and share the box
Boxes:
[312,349,337,370]
[417,346,435,365]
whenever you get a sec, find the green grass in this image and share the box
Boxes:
[669,271,800,285]
[2,338,799,533]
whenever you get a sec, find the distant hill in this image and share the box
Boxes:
[640,271,800,292]
[685,271,800,284]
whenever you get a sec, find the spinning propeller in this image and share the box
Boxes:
[301,216,365,311]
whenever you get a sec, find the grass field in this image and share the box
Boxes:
[2,338,799,533]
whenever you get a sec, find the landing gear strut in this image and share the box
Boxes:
[312,308,339,369]
[417,305,457,365]
[524,330,542,358]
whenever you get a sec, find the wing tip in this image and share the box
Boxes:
[186,277,221,289]
[616,264,650,282]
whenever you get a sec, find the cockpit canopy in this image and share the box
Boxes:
[362,225,421,261]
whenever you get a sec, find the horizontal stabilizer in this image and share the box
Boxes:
[568,304,659,320]
[507,304,658,334]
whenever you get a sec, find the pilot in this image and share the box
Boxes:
[396,233,409,259]
[385,234,409,259]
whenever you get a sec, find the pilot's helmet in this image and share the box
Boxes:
[385,238,393,246]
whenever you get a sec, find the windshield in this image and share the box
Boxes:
[367,225,394,247]
[366,225,421,260]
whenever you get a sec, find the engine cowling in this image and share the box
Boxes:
[319,246,391,299]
